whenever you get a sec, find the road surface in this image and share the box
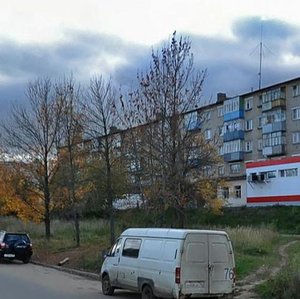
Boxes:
[0,261,139,299]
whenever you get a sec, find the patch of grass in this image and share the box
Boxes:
[256,240,300,299]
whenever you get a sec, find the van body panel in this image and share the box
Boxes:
[100,228,235,298]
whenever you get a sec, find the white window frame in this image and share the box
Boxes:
[245,119,253,131]
[292,132,300,144]
[292,107,300,120]
[292,85,300,97]
[245,141,253,152]
[245,97,253,111]
[204,128,212,140]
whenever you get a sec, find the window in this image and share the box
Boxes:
[204,129,212,140]
[202,110,211,120]
[245,141,253,152]
[223,140,242,154]
[279,168,298,177]
[257,116,263,128]
[222,187,229,199]
[292,85,300,97]
[292,107,300,120]
[245,119,253,131]
[217,106,224,117]
[258,139,263,151]
[218,165,225,176]
[263,132,286,147]
[234,186,241,198]
[245,97,253,111]
[223,96,240,114]
[109,238,122,257]
[218,126,224,136]
[267,171,276,179]
[262,88,285,103]
[293,132,300,144]
[122,238,142,258]
[230,163,241,174]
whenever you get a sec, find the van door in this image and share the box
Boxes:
[106,238,122,285]
[208,234,235,294]
[181,233,209,295]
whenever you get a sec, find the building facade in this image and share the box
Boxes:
[198,76,300,207]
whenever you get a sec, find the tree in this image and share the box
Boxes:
[1,78,63,239]
[122,32,219,227]
[83,76,122,245]
[54,77,84,246]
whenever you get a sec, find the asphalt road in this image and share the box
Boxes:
[0,261,139,299]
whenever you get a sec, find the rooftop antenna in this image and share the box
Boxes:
[258,23,263,89]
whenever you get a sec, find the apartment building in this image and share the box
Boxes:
[198,76,300,207]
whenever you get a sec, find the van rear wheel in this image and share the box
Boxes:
[102,275,115,295]
[142,285,155,299]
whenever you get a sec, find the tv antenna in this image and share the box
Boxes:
[258,24,263,89]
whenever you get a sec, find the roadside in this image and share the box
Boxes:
[234,239,300,299]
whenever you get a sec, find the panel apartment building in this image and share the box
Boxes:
[200,76,300,207]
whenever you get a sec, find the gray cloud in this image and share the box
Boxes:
[1,16,300,119]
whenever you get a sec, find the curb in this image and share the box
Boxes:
[31,260,100,281]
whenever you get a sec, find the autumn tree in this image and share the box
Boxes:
[1,78,63,239]
[121,32,219,227]
[83,76,124,245]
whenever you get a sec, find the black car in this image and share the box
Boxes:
[0,231,33,263]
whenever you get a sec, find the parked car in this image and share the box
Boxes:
[0,231,33,263]
[101,228,235,299]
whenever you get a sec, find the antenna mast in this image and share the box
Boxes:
[258,24,263,89]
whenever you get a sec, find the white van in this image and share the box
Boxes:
[100,228,235,299]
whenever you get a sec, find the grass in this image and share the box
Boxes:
[256,240,300,298]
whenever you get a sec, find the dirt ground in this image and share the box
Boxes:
[234,240,299,298]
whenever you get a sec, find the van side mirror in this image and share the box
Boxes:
[102,249,110,258]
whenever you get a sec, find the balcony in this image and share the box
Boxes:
[262,144,286,157]
[223,130,244,142]
[262,121,286,134]
[224,110,244,122]
[223,151,244,162]
[262,98,286,112]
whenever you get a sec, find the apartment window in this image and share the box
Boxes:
[292,107,300,120]
[122,238,142,258]
[224,97,240,114]
[222,187,229,199]
[263,132,285,147]
[223,140,242,154]
[204,129,212,140]
[245,119,253,131]
[245,97,253,111]
[218,165,225,176]
[292,132,300,144]
[262,88,285,103]
[217,106,224,117]
[245,141,253,152]
[279,168,298,177]
[218,126,224,136]
[234,185,241,198]
[258,139,263,151]
[292,85,300,97]
[230,163,241,174]
[203,166,212,177]
[257,116,263,129]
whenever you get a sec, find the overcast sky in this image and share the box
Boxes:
[1,0,300,118]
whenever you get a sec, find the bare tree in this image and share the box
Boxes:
[122,32,219,227]
[83,76,120,245]
[1,78,63,239]
[55,77,84,246]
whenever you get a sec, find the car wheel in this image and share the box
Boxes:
[102,275,115,295]
[142,285,155,299]
[22,256,30,264]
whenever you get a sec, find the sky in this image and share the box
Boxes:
[1,0,300,118]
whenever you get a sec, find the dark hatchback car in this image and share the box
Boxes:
[0,231,33,263]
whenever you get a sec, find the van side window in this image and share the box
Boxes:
[122,238,142,258]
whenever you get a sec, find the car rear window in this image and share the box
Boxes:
[4,234,30,243]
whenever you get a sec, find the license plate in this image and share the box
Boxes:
[4,254,15,258]
[185,282,203,289]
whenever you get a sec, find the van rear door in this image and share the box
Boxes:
[209,233,235,294]
[181,233,234,296]
[181,233,209,294]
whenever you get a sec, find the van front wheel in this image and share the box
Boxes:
[102,275,115,296]
[142,285,155,299]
